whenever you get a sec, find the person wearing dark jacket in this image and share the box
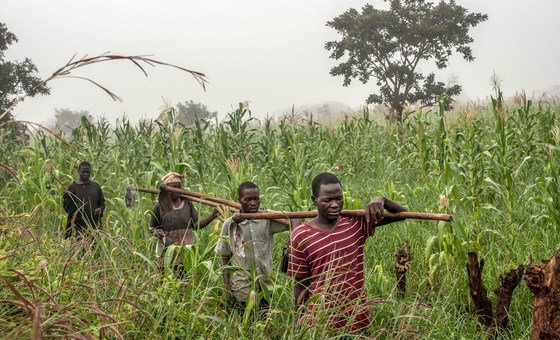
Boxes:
[63,161,105,240]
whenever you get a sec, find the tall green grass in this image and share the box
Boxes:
[1,94,559,338]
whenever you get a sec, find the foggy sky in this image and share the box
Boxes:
[2,0,559,123]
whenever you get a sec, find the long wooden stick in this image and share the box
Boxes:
[236,210,453,222]
[127,185,240,210]
[127,185,290,225]
[161,185,242,209]
[128,186,452,223]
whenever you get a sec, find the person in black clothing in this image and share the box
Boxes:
[63,161,105,240]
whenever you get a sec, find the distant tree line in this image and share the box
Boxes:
[158,100,217,126]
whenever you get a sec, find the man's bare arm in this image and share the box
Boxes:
[222,256,232,294]
[365,196,408,227]
[221,255,237,306]
[196,205,225,229]
[383,197,408,213]
[294,278,310,311]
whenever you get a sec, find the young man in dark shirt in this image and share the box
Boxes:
[63,161,105,240]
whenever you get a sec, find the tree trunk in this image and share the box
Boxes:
[395,240,411,298]
[524,250,560,340]
[494,265,525,329]
[389,105,404,122]
[466,252,526,337]
[466,252,494,328]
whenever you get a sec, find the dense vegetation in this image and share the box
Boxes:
[1,92,559,338]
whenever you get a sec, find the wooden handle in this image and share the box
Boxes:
[236,210,453,222]
[127,185,290,225]
[160,185,241,209]
[126,186,453,224]
[128,185,240,208]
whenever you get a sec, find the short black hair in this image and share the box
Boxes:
[312,172,341,197]
[238,181,258,198]
[78,161,91,170]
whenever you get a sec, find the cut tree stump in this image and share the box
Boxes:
[494,264,525,329]
[395,240,411,298]
[524,250,560,340]
[466,252,494,328]
[466,251,525,337]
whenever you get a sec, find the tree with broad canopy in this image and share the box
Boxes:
[325,0,488,121]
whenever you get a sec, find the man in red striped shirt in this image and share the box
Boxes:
[287,172,407,332]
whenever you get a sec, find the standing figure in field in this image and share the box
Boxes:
[216,182,301,309]
[63,161,105,240]
[287,172,407,332]
[149,172,224,271]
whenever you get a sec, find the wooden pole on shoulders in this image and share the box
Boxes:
[236,210,453,222]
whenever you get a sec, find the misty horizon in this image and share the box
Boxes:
[2,0,559,124]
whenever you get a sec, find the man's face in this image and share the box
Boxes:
[78,165,91,182]
[239,188,260,213]
[313,183,344,221]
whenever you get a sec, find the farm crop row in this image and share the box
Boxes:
[0,92,558,338]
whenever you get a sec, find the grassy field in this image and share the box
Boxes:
[1,92,559,338]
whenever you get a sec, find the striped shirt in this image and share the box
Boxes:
[287,216,374,330]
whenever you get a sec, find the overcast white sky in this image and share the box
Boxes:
[2,0,559,123]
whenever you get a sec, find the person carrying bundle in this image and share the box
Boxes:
[215,182,301,309]
[149,172,224,272]
[63,161,105,241]
[287,172,407,332]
